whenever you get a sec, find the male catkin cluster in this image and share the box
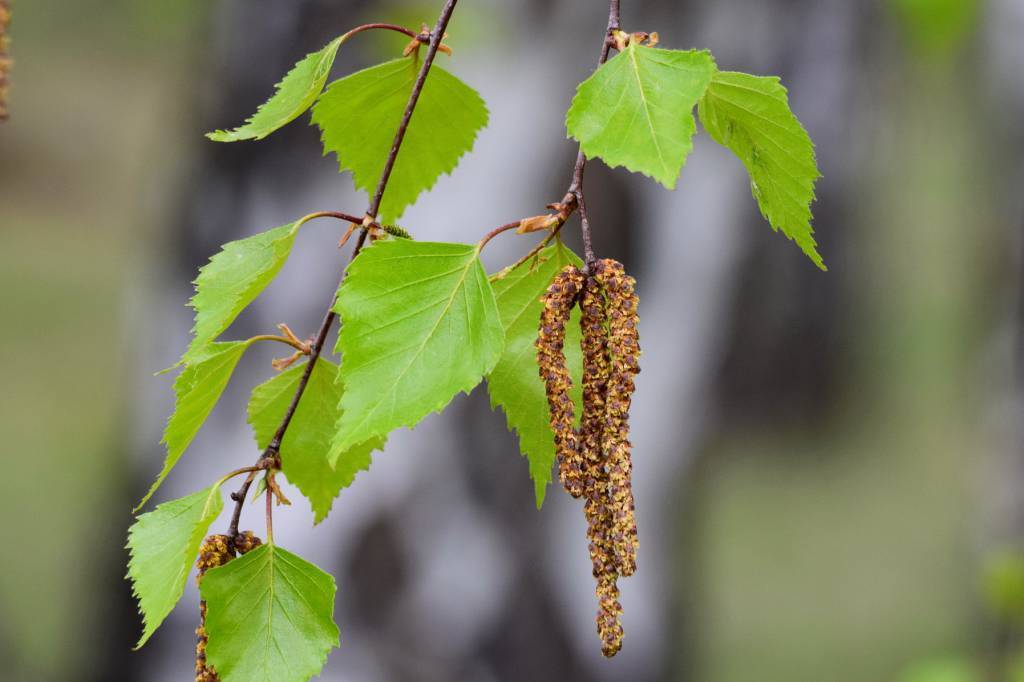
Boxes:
[0,0,11,120]
[536,258,641,657]
[194,532,262,682]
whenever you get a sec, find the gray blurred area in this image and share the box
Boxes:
[2,0,1024,680]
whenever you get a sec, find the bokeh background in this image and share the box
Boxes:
[3,0,1024,680]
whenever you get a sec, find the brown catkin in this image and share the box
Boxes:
[536,264,586,497]
[536,258,640,658]
[578,274,624,653]
[0,0,10,120]
[594,259,640,577]
[595,573,624,657]
[578,276,610,487]
[194,533,263,682]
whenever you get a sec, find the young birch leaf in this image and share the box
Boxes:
[566,45,716,188]
[247,359,384,524]
[487,243,584,507]
[186,221,300,362]
[331,239,504,455]
[136,342,247,511]
[697,70,824,269]
[207,37,344,142]
[127,485,223,648]
[312,57,488,223]
[201,544,339,682]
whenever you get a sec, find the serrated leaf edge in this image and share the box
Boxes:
[126,484,224,649]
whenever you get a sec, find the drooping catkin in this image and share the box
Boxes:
[194,533,262,682]
[536,264,586,497]
[0,0,10,120]
[595,259,640,577]
[595,573,624,657]
[578,274,625,653]
[536,257,640,658]
[578,276,610,486]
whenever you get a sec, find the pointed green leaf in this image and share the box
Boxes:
[566,45,716,188]
[247,359,384,524]
[137,342,247,511]
[208,37,344,142]
[487,243,584,507]
[127,485,223,648]
[697,70,824,269]
[312,57,488,223]
[331,239,504,455]
[201,544,339,682]
[186,222,300,362]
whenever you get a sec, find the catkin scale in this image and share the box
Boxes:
[194,533,262,682]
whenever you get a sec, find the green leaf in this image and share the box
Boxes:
[247,359,384,524]
[697,70,824,269]
[207,37,344,142]
[331,239,504,455]
[312,57,488,223]
[566,45,716,188]
[127,485,223,648]
[137,342,247,511]
[487,243,584,507]
[201,544,339,682]
[186,222,301,362]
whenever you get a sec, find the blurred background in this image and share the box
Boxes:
[2,0,1024,680]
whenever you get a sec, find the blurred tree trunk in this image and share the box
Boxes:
[679,2,1005,681]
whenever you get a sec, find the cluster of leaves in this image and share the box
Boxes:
[126,24,820,682]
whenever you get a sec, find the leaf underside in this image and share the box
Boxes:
[186,222,299,362]
[330,239,504,456]
[312,57,489,223]
[137,342,247,511]
[208,37,344,142]
[127,485,223,648]
[201,544,339,682]
[487,243,584,507]
[566,44,716,188]
[248,359,384,524]
[697,70,823,269]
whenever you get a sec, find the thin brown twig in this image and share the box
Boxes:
[368,0,459,220]
[247,334,309,353]
[568,0,622,269]
[303,210,375,226]
[265,486,274,544]
[477,220,523,251]
[493,0,621,275]
[219,465,263,485]
[489,228,563,282]
[225,0,461,542]
[340,22,426,44]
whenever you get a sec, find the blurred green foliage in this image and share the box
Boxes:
[984,551,1024,622]
[888,0,981,55]
[897,657,979,682]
